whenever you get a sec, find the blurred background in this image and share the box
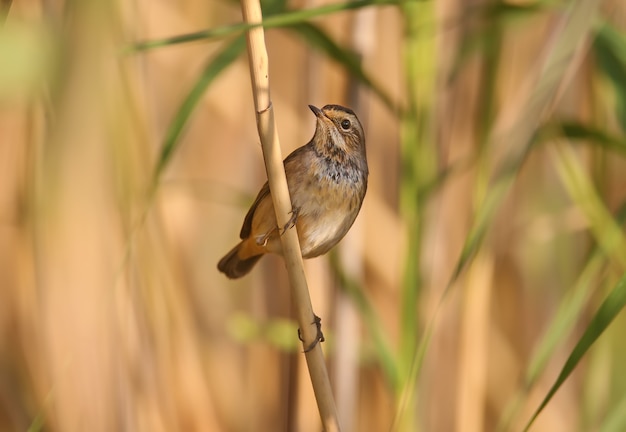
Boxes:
[1,0,626,431]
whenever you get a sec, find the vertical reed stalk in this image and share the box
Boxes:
[394,1,437,430]
[239,0,341,430]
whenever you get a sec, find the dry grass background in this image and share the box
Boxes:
[1,0,626,431]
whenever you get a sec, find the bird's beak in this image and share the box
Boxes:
[308,105,324,118]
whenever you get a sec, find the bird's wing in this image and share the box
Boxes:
[240,181,270,239]
[239,145,310,239]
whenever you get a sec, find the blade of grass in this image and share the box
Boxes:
[151,36,246,189]
[535,121,626,154]
[523,273,626,431]
[551,141,626,268]
[593,22,626,133]
[393,0,436,429]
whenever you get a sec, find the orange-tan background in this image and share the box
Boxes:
[1,0,626,431]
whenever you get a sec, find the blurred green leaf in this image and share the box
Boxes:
[261,0,289,15]
[264,318,301,351]
[600,394,626,432]
[393,2,435,429]
[536,121,626,154]
[553,142,626,267]
[594,23,626,132]
[152,36,246,187]
[289,22,397,113]
[227,313,301,351]
[131,22,249,52]
[524,273,626,431]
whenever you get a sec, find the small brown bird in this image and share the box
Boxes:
[218,104,368,279]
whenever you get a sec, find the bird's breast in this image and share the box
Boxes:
[293,173,365,258]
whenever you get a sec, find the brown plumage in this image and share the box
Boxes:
[218,104,368,279]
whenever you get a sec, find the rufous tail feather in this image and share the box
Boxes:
[217,242,263,279]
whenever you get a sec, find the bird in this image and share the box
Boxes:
[217,104,368,279]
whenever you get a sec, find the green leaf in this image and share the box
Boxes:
[524,274,626,431]
[535,121,626,154]
[152,36,246,187]
[593,23,626,133]
[261,0,289,15]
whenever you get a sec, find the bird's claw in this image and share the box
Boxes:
[298,314,325,353]
[280,207,299,235]
[256,207,299,246]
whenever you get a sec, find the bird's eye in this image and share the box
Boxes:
[340,119,351,130]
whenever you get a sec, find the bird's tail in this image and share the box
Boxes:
[217,242,263,279]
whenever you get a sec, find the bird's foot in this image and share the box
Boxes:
[297,314,325,353]
[280,207,299,235]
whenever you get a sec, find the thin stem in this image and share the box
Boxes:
[239,0,341,430]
